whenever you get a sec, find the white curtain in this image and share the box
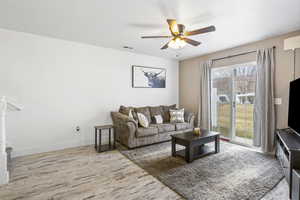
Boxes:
[253,48,276,153]
[198,60,212,129]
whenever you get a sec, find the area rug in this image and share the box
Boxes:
[120,141,283,200]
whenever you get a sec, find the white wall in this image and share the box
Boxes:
[0,29,179,157]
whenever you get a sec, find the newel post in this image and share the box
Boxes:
[0,96,9,184]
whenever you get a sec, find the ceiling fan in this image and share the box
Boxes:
[141,19,216,50]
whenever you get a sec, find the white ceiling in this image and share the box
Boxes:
[0,0,300,60]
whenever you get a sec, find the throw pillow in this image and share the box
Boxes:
[137,113,149,128]
[152,115,163,124]
[135,107,151,123]
[119,105,130,115]
[128,109,134,119]
[170,108,185,123]
[119,105,138,121]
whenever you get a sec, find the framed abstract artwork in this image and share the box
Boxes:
[132,65,166,88]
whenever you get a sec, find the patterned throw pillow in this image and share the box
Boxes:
[137,113,149,128]
[135,107,151,123]
[128,109,134,119]
[169,109,185,123]
[152,115,163,124]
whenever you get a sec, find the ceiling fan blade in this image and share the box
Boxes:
[161,41,170,50]
[182,38,201,46]
[167,19,178,36]
[177,24,185,34]
[185,25,216,36]
[141,36,172,39]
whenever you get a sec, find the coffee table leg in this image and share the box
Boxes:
[171,137,176,157]
[215,135,220,153]
[109,128,111,148]
[185,145,193,163]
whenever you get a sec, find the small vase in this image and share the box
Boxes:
[194,128,201,135]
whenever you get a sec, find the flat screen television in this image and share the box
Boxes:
[288,78,300,134]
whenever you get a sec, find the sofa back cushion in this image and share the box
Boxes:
[134,107,151,124]
[119,105,177,124]
[161,104,176,122]
[149,106,164,122]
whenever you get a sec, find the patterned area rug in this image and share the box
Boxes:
[120,141,283,200]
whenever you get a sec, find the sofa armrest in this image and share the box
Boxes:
[184,111,195,127]
[111,112,137,127]
[111,112,137,147]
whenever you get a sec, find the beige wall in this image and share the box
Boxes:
[179,30,300,129]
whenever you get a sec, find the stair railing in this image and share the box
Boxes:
[0,96,22,185]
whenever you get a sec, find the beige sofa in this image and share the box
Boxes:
[111,105,195,148]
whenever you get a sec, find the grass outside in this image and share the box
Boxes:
[212,104,254,139]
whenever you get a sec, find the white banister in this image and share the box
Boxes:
[0,96,22,185]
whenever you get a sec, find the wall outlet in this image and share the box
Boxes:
[75,126,80,132]
[274,98,282,105]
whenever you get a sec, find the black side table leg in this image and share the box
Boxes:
[113,128,116,149]
[95,128,97,150]
[109,128,111,148]
[98,129,102,153]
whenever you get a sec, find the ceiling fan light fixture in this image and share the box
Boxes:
[168,37,186,49]
[142,19,213,50]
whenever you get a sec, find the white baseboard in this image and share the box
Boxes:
[12,139,95,158]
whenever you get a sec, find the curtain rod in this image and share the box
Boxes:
[212,46,276,62]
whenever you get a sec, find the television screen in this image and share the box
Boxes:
[288,78,300,133]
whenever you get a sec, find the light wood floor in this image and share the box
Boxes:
[262,179,289,200]
[0,145,289,200]
[0,146,182,200]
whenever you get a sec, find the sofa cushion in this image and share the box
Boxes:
[152,123,175,133]
[175,122,192,131]
[149,106,164,121]
[135,107,151,123]
[136,127,158,138]
[161,104,176,122]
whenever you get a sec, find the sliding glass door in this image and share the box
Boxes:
[211,62,256,145]
[211,67,233,139]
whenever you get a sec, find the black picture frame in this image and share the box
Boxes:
[132,65,166,88]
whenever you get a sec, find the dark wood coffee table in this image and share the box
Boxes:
[171,129,220,163]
